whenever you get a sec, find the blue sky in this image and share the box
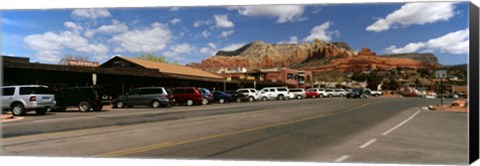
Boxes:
[1,2,469,65]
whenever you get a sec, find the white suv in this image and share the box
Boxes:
[258,87,290,101]
[1,85,56,116]
[316,88,335,98]
[333,89,347,97]
[236,88,259,102]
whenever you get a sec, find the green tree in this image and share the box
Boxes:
[137,54,168,63]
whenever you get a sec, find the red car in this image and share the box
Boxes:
[172,87,203,106]
[305,89,319,98]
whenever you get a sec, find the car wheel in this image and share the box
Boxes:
[236,98,242,103]
[151,100,161,108]
[219,98,225,104]
[201,98,209,105]
[262,97,268,101]
[248,96,254,102]
[328,94,333,98]
[93,106,103,111]
[116,101,125,108]
[11,103,26,116]
[186,99,194,106]
[278,95,285,100]
[78,101,91,112]
[319,94,324,98]
[296,95,302,99]
[312,95,316,98]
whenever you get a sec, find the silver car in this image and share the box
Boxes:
[1,85,55,116]
[289,88,306,99]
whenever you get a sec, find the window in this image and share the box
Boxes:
[165,88,174,95]
[140,88,164,95]
[185,88,195,93]
[19,87,53,95]
[238,90,248,93]
[173,89,185,94]
[2,88,15,96]
[290,89,302,92]
[277,88,287,92]
[128,89,140,95]
[287,73,294,80]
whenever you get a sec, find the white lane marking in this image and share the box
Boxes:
[359,138,377,149]
[382,110,421,136]
[334,155,349,162]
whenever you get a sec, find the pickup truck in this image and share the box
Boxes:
[363,88,382,96]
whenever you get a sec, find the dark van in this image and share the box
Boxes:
[113,87,174,108]
[55,86,112,112]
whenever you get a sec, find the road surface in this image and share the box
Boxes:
[1,97,468,164]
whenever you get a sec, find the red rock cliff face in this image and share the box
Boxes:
[302,47,441,73]
[191,39,355,72]
[191,40,440,74]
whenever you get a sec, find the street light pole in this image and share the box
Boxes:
[440,78,444,106]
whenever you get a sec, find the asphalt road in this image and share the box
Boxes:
[0,97,468,164]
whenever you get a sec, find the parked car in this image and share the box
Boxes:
[114,87,174,108]
[236,88,259,102]
[364,88,383,96]
[305,89,319,98]
[289,88,306,99]
[324,89,335,97]
[172,87,203,106]
[258,87,290,101]
[316,88,333,98]
[1,85,55,116]
[333,89,348,97]
[197,88,213,105]
[226,91,248,103]
[346,89,368,99]
[55,86,112,112]
[212,91,233,104]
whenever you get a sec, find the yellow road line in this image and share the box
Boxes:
[94,102,372,157]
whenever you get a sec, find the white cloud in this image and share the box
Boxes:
[303,21,338,42]
[64,21,83,32]
[228,5,305,23]
[278,36,298,44]
[214,14,234,28]
[170,43,195,54]
[112,22,173,53]
[221,42,246,51]
[24,31,109,63]
[193,20,212,28]
[201,29,210,38]
[200,43,218,55]
[219,30,234,38]
[384,42,426,54]
[163,43,195,60]
[2,18,39,28]
[72,8,111,19]
[207,43,217,49]
[170,18,182,25]
[366,2,457,32]
[384,28,469,55]
[84,20,129,38]
[169,7,180,11]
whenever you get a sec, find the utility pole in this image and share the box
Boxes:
[436,69,447,106]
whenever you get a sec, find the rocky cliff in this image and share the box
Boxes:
[380,53,440,65]
[190,39,441,73]
[191,39,355,73]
